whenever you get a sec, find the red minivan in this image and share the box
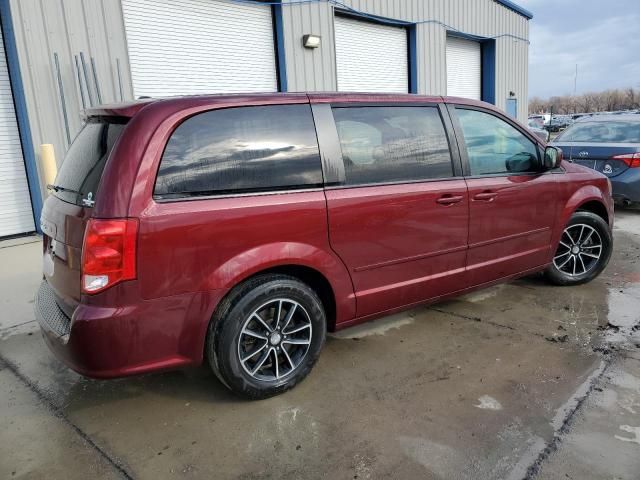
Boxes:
[36,93,614,399]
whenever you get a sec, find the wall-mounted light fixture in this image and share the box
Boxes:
[509,91,516,97]
[303,34,321,49]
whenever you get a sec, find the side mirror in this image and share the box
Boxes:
[544,146,563,170]
[506,152,535,172]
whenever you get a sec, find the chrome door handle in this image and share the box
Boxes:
[473,192,498,201]
[436,195,464,205]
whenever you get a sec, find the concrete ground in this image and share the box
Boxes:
[0,210,639,480]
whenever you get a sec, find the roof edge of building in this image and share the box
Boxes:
[495,0,533,20]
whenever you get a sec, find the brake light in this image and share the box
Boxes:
[81,218,138,294]
[612,152,640,168]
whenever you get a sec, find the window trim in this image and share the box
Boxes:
[154,186,325,203]
[152,103,324,201]
[321,102,462,189]
[446,103,544,178]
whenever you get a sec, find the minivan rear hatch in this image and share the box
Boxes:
[41,117,127,317]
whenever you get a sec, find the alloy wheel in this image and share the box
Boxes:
[237,298,312,381]
[553,224,603,277]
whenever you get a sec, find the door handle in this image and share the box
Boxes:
[436,195,464,205]
[473,191,498,201]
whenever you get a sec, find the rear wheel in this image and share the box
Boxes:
[206,274,326,399]
[545,211,612,286]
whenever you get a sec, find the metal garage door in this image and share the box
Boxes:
[122,0,278,97]
[446,37,481,100]
[0,28,34,237]
[334,16,408,93]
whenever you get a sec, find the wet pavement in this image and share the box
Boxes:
[1,210,639,479]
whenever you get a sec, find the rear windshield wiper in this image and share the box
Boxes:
[47,184,81,195]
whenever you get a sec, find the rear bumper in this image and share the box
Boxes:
[611,168,640,204]
[35,280,223,378]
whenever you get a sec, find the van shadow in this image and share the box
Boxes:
[50,361,239,413]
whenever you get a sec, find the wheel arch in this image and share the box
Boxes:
[202,242,356,329]
[236,264,339,332]
[576,199,609,225]
[551,186,613,261]
[202,263,342,367]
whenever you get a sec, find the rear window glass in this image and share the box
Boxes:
[53,118,126,206]
[154,104,322,197]
[556,121,640,143]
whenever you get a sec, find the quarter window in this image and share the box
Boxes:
[456,109,539,175]
[154,104,322,196]
[331,107,454,185]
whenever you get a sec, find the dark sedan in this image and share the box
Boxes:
[552,115,640,206]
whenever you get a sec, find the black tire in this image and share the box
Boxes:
[545,211,612,286]
[206,274,326,400]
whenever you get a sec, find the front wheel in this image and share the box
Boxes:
[545,211,612,286]
[206,274,326,400]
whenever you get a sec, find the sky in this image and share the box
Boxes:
[516,0,640,99]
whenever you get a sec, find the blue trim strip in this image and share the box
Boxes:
[334,7,411,27]
[495,0,533,19]
[447,30,487,42]
[0,0,41,233]
[272,1,288,92]
[481,39,496,105]
[408,25,418,94]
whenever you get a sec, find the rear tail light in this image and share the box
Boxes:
[612,152,640,168]
[81,218,138,294]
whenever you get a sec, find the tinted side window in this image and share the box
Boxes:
[331,107,453,185]
[155,104,322,196]
[456,109,539,175]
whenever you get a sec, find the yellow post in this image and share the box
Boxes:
[40,144,57,192]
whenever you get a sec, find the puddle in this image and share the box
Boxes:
[600,286,640,350]
[460,285,504,303]
[330,314,414,339]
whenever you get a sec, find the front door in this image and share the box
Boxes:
[322,104,469,317]
[450,106,559,287]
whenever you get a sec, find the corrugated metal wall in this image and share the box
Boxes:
[8,0,529,201]
[281,0,529,122]
[9,0,133,193]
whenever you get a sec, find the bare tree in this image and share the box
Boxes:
[529,87,639,115]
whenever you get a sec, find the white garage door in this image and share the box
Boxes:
[122,0,278,97]
[0,30,34,237]
[446,37,481,100]
[334,16,408,93]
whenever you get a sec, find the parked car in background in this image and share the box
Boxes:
[545,117,567,133]
[36,93,613,399]
[529,114,550,125]
[528,118,550,142]
[552,114,640,206]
